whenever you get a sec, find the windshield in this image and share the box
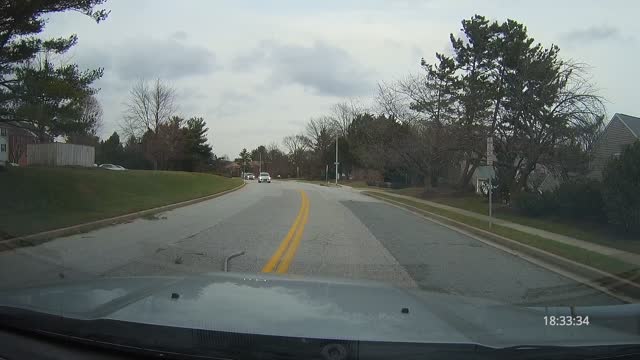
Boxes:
[1,0,639,357]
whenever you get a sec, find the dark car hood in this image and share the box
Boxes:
[0,272,638,348]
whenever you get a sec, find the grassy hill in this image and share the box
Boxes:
[0,167,242,239]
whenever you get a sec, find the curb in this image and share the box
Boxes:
[365,191,640,303]
[0,182,246,252]
[295,181,341,188]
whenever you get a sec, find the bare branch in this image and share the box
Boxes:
[305,116,336,153]
[374,81,421,124]
[121,78,177,138]
[330,100,365,137]
[282,134,308,155]
[78,95,103,136]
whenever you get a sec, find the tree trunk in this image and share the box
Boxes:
[430,172,439,188]
[517,162,537,192]
[458,159,479,190]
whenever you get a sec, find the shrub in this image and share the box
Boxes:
[512,180,606,220]
[603,141,640,233]
[512,191,556,217]
[381,181,393,188]
[390,182,409,189]
[554,179,605,220]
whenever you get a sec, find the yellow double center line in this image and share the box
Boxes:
[262,191,310,274]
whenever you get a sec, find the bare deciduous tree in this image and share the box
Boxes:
[330,100,365,137]
[305,116,336,153]
[303,116,337,177]
[66,95,103,145]
[121,78,177,169]
[121,78,177,139]
[282,134,307,155]
[267,142,280,154]
[549,62,606,150]
[79,95,103,136]
[283,134,309,177]
[374,82,421,124]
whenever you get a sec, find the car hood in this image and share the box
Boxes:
[0,272,638,348]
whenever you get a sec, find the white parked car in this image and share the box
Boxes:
[99,164,126,171]
[258,172,271,183]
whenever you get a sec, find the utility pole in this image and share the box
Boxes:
[334,134,339,186]
[259,152,262,173]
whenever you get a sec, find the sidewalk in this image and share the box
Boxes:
[354,188,640,267]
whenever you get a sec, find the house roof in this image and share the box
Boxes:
[475,165,495,180]
[0,121,38,138]
[615,113,640,138]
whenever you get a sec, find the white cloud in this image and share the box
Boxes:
[234,40,374,97]
[562,26,623,44]
[111,37,217,80]
[170,31,188,41]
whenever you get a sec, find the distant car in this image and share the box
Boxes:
[245,173,255,180]
[99,164,126,171]
[258,172,271,183]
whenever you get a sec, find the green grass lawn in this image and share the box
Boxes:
[366,186,640,255]
[429,194,490,214]
[0,167,243,239]
[337,180,370,188]
[296,179,341,187]
[296,179,327,186]
[427,194,640,254]
[389,187,427,198]
[366,191,639,282]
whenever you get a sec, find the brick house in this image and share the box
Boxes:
[0,122,39,166]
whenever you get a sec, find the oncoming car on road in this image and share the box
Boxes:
[245,173,255,180]
[258,172,271,183]
[99,164,126,171]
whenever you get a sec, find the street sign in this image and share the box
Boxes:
[487,137,495,166]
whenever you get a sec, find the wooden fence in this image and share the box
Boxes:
[27,143,95,167]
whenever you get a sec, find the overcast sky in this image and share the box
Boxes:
[43,0,639,158]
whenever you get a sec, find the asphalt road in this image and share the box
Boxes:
[0,180,621,306]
